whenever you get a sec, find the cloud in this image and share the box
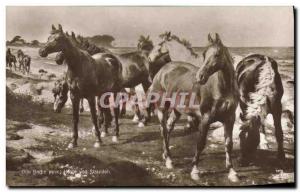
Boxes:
[6,6,294,47]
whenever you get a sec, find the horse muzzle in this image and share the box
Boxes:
[39,48,48,57]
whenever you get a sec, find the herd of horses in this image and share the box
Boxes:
[36,24,285,182]
[6,48,31,74]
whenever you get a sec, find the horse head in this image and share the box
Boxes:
[54,31,80,65]
[138,35,154,57]
[52,79,68,113]
[196,33,231,84]
[39,24,68,57]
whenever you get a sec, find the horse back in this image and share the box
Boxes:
[236,54,283,111]
[151,61,198,93]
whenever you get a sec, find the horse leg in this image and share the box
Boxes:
[157,108,173,169]
[87,96,102,148]
[112,92,120,143]
[132,101,140,122]
[68,92,80,148]
[120,94,126,117]
[141,81,153,126]
[96,97,106,138]
[190,115,209,181]
[164,109,181,169]
[27,64,30,74]
[271,100,285,160]
[224,117,240,182]
[101,96,112,137]
[185,115,200,133]
[258,116,270,150]
[132,97,145,128]
[79,99,84,113]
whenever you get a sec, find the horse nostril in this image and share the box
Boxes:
[39,49,48,57]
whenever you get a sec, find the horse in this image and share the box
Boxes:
[17,49,31,74]
[39,24,123,148]
[53,31,126,135]
[236,54,285,166]
[115,35,158,127]
[52,77,85,114]
[145,32,200,131]
[6,48,17,70]
[149,33,239,182]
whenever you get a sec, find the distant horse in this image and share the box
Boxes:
[236,54,285,166]
[6,48,17,70]
[39,24,123,148]
[149,33,239,182]
[17,49,31,74]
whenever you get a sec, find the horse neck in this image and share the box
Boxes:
[62,39,83,70]
[216,55,236,93]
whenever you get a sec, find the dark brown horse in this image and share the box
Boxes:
[39,24,123,147]
[54,32,127,124]
[236,54,285,166]
[149,33,239,182]
[17,49,31,74]
[6,48,17,70]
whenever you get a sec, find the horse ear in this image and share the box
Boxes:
[58,24,63,32]
[72,32,76,39]
[52,24,56,31]
[208,33,214,43]
[66,31,69,36]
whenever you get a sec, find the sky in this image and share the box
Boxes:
[6,6,294,47]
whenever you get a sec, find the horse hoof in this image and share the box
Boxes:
[101,131,106,138]
[94,141,101,148]
[138,122,145,128]
[190,172,200,181]
[112,136,118,143]
[68,142,77,149]
[132,115,139,123]
[165,158,173,169]
[228,168,240,182]
[190,166,200,181]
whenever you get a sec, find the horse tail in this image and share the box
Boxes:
[237,54,276,119]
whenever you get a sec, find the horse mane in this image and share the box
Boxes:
[159,31,198,58]
[75,34,108,55]
[64,32,108,55]
[245,56,275,119]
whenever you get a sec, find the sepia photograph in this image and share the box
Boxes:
[5,6,294,187]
